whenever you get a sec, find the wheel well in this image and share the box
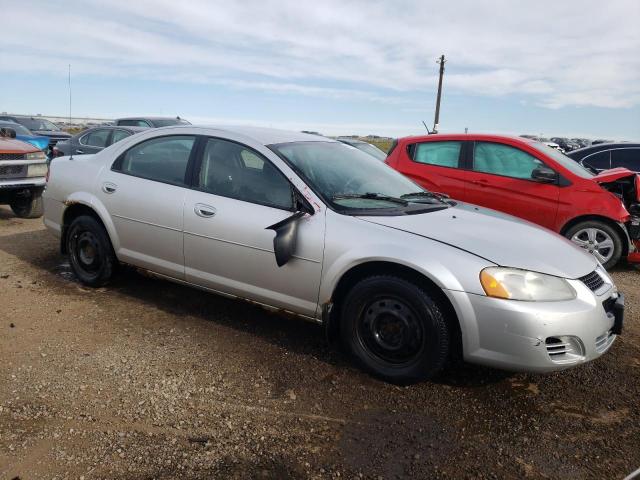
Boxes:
[60,203,108,254]
[560,215,629,257]
[326,261,463,360]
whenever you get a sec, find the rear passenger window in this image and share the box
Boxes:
[198,138,293,210]
[413,141,462,168]
[113,135,195,186]
[81,129,110,148]
[111,129,132,144]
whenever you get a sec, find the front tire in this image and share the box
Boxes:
[340,275,450,384]
[66,215,116,287]
[10,193,43,218]
[565,220,623,269]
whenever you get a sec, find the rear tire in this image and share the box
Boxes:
[565,220,623,269]
[66,215,116,287]
[340,275,450,384]
[10,193,43,218]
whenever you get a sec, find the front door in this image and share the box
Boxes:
[98,134,197,278]
[183,137,325,317]
[465,141,560,230]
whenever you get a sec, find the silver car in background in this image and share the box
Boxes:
[43,126,624,382]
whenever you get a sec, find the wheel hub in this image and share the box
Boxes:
[571,227,614,264]
[358,297,423,365]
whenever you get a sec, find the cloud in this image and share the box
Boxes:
[2,0,639,109]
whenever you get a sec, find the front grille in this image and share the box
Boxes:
[579,271,605,292]
[595,330,615,353]
[0,164,27,179]
[0,153,26,161]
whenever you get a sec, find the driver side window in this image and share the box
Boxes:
[197,138,293,210]
[473,142,544,180]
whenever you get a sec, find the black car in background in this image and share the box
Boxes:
[336,137,388,161]
[54,126,148,157]
[114,116,190,127]
[0,115,71,155]
[550,137,580,152]
[567,143,640,173]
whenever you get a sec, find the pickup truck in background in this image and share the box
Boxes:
[0,127,49,218]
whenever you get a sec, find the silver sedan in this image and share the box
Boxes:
[42,126,624,383]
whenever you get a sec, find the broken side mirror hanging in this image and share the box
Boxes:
[266,194,314,267]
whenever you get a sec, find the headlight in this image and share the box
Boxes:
[27,163,49,178]
[480,267,576,301]
[26,151,47,160]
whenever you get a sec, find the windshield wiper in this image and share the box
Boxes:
[332,192,409,206]
[400,191,450,202]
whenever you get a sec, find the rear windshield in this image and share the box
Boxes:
[530,142,594,179]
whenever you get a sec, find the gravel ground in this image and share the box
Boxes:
[1,206,639,479]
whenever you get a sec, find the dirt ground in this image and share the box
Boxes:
[1,206,639,480]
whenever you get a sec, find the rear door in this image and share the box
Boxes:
[399,140,468,200]
[98,134,197,278]
[465,141,560,229]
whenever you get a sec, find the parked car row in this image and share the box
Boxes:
[42,126,625,383]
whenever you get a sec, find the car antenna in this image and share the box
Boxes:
[422,121,431,134]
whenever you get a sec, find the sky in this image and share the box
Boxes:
[1,0,639,140]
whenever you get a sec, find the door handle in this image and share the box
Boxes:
[194,203,216,218]
[102,182,117,194]
[471,179,489,186]
[76,149,84,154]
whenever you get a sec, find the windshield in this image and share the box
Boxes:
[530,142,594,179]
[16,117,60,131]
[353,142,388,161]
[0,121,32,136]
[272,141,444,211]
[153,118,191,127]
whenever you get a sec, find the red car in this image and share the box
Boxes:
[386,134,640,269]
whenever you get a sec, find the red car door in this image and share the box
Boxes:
[398,140,468,200]
[465,141,560,230]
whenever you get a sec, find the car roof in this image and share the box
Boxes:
[116,116,185,121]
[83,125,149,132]
[397,133,535,144]
[162,125,338,146]
[568,142,640,157]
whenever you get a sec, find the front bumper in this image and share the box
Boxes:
[448,278,622,373]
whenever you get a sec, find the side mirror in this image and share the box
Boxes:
[531,165,558,183]
[0,127,16,139]
[266,192,314,267]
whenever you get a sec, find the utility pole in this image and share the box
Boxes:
[433,54,446,133]
[68,64,72,126]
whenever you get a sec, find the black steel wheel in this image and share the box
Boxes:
[66,215,116,287]
[341,275,451,383]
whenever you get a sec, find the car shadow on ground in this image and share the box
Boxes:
[1,227,516,387]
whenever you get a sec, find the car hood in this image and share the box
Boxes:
[592,167,637,183]
[16,135,49,151]
[32,130,71,139]
[358,203,597,279]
